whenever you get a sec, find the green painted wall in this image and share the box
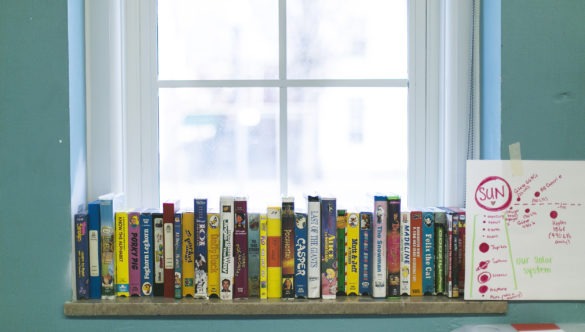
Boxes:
[501,0,585,159]
[1,0,585,331]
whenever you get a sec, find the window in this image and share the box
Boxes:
[85,0,478,211]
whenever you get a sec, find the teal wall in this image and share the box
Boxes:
[1,0,585,331]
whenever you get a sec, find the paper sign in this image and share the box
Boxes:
[465,160,585,300]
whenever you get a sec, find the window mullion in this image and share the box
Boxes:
[279,0,288,197]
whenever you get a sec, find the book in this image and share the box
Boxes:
[345,212,360,296]
[439,207,459,298]
[372,196,388,298]
[114,211,130,297]
[433,209,447,295]
[194,199,208,299]
[359,212,372,296]
[153,212,165,296]
[266,206,282,299]
[247,213,261,298]
[321,197,337,299]
[140,209,156,296]
[294,212,308,298]
[233,197,248,299]
[181,211,195,298]
[74,212,90,299]
[219,196,235,300]
[281,197,295,299]
[307,196,321,299]
[422,210,435,295]
[259,213,268,299]
[163,201,179,298]
[99,193,125,299]
[410,210,423,296]
[207,213,221,298]
[453,207,466,297]
[174,212,183,299]
[87,200,101,299]
[128,211,141,296]
[387,196,401,297]
[400,211,411,296]
[336,209,347,296]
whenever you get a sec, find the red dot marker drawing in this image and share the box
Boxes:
[550,210,558,219]
[479,285,488,294]
[525,208,530,214]
[479,242,490,253]
[535,191,541,197]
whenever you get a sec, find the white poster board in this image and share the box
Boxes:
[465,160,585,300]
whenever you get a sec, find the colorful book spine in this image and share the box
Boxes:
[163,201,179,298]
[87,200,101,299]
[181,211,195,298]
[410,210,423,296]
[267,206,282,299]
[153,212,165,296]
[114,211,130,297]
[99,193,124,299]
[433,209,446,295]
[233,197,249,299]
[247,213,261,298]
[387,196,401,297]
[440,207,458,298]
[372,196,387,298]
[321,197,337,299]
[294,212,308,298]
[336,209,347,296]
[281,197,295,299]
[422,210,435,295]
[359,212,372,296]
[174,212,183,299]
[194,199,208,299]
[128,211,141,296]
[259,213,268,299]
[457,210,466,296]
[74,212,90,299]
[207,213,220,298]
[140,209,155,297]
[345,212,360,296]
[219,196,235,300]
[400,211,411,296]
[307,196,321,299]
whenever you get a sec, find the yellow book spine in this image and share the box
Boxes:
[259,213,268,299]
[266,207,282,299]
[182,212,195,297]
[207,213,220,297]
[115,211,130,297]
[345,212,360,296]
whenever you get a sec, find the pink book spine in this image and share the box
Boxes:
[129,211,142,296]
[233,198,249,298]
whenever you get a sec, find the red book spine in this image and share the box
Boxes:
[163,201,178,298]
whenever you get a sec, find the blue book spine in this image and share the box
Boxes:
[422,210,435,295]
[321,198,337,299]
[88,200,101,299]
[359,212,372,296]
[294,212,308,298]
[194,199,208,299]
[174,213,183,299]
[75,212,90,299]
[140,210,155,296]
[247,212,260,298]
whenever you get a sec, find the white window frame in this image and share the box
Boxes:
[85,0,478,210]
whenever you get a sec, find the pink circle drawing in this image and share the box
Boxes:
[479,242,490,253]
[550,211,558,219]
[475,176,513,211]
[479,285,488,294]
[477,272,492,284]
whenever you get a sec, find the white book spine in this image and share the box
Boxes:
[307,198,321,299]
[219,196,235,300]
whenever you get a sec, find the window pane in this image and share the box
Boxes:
[287,87,408,209]
[158,0,279,80]
[287,0,407,79]
[159,88,280,211]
